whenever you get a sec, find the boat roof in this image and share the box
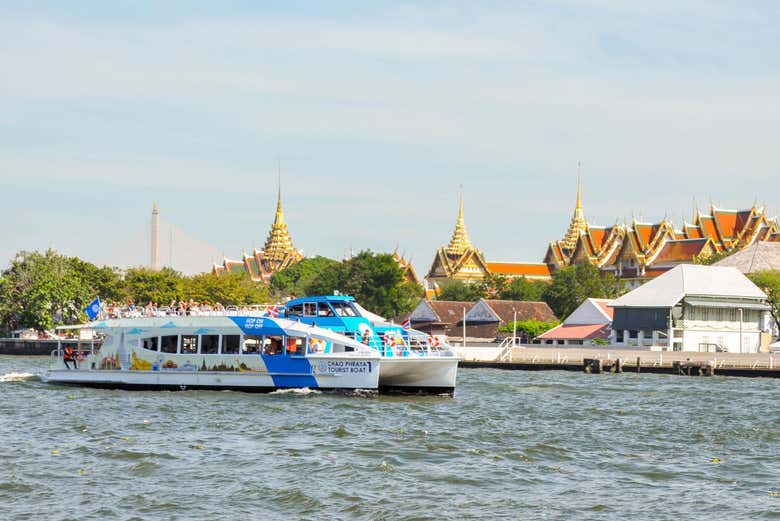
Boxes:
[286,295,356,305]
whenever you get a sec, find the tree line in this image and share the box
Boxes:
[0,249,422,335]
[437,264,627,319]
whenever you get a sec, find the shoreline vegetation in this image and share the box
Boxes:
[1,249,778,343]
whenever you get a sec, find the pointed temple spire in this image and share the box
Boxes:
[446,191,473,256]
[263,168,297,263]
[561,161,587,251]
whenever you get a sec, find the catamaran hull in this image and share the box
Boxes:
[43,359,380,392]
[378,357,459,395]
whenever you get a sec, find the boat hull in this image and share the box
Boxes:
[378,357,459,395]
[43,356,380,392]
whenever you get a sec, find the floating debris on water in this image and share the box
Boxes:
[709,457,722,464]
[50,450,60,455]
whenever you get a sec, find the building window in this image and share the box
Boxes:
[181,335,198,354]
[222,335,240,354]
[263,335,284,355]
[201,335,219,354]
[243,335,262,354]
[141,337,158,351]
[160,335,178,354]
[317,303,335,317]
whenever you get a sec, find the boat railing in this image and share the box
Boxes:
[365,335,453,357]
[107,308,273,319]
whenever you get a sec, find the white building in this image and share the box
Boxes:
[609,264,771,352]
[537,298,614,346]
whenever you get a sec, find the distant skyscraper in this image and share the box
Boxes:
[151,201,160,271]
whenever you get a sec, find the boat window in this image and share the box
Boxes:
[160,335,178,354]
[243,335,262,354]
[286,336,305,356]
[332,301,358,317]
[287,304,303,317]
[317,303,335,317]
[303,303,317,317]
[141,337,158,351]
[222,335,240,354]
[263,335,284,355]
[201,335,219,354]
[181,335,198,354]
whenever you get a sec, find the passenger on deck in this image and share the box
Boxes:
[63,346,77,370]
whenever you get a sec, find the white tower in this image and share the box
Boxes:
[151,202,159,270]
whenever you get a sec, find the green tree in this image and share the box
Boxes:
[436,279,485,302]
[747,270,780,332]
[335,251,422,317]
[499,319,560,338]
[271,256,341,298]
[68,258,126,303]
[542,264,624,319]
[498,277,547,302]
[0,250,94,332]
[124,267,184,306]
[184,272,270,305]
[272,251,422,318]
[694,249,735,266]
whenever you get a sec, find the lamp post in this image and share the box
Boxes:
[739,307,743,353]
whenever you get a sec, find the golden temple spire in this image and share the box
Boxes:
[446,190,473,256]
[576,160,582,210]
[561,160,587,251]
[263,167,297,263]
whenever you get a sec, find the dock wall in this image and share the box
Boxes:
[456,345,780,378]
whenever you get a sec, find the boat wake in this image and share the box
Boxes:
[0,372,40,383]
[270,387,322,395]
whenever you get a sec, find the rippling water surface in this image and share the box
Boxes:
[2,356,779,520]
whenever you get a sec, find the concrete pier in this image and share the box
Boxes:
[456,345,780,378]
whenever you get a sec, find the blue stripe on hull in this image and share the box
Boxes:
[261,355,318,388]
[270,375,319,388]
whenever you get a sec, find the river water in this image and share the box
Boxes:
[1,356,779,520]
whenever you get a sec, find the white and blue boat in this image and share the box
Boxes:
[42,314,380,392]
[283,295,459,395]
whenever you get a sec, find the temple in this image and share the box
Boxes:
[426,194,551,292]
[545,166,780,288]
[392,250,421,286]
[213,177,303,283]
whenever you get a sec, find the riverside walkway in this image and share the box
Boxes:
[455,345,780,377]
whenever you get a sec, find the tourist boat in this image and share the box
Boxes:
[42,314,380,392]
[282,295,459,395]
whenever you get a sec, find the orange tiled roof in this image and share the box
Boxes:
[644,267,674,277]
[714,210,738,239]
[593,299,614,320]
[699,216,719,241]
[735,210,754,234]
[685,225,703,239]
[635,223,654,246]
[537,323,610,340]
[486,262,551,277]
[653,238,709,263]
[589,227,607,248]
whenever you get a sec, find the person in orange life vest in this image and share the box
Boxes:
[63,346,77,370]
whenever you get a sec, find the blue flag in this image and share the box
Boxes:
[85,297,101,320]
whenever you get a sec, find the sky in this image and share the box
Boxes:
[1,1,779,275]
